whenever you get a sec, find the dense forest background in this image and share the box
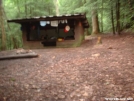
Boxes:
[0,0,134,50]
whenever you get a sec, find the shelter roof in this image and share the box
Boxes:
[7,13,89,28]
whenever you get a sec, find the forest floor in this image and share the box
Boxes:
[0,32,134,101]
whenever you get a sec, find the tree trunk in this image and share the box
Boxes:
[30,6,32,16]
[25,0,27,17]
[91,0,100,35]
[16,0,21,14]
[101,0,103,32]
[0,0,6,50]
[111,5,115,35]
[116,0,120,35]
[128,0,133,11]
[53,0,59,16]
[91,10,100,35]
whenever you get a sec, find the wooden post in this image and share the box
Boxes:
[26,25,30,41]
[74,21,84,46]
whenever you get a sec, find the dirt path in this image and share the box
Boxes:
[0,34,134,101]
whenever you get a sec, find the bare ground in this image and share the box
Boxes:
[0,33,134,101]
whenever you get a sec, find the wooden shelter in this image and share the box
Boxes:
[7,13,89,49]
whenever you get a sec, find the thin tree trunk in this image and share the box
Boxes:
[48,6,50,15]
[29,0,34,16]
[128,0,133,11]
[111,5,115,35]
[25,0,27,17]
[30,0,34,16]
[101,0,103,32]
[34,1,37,16]
[30,6,32,16]
[116,0,120,35]
[16,0,21,14]
[0,0,6,50]
[83,0,86,4]
[128,0,134,24]
[53,0,59,16]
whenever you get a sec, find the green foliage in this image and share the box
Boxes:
[1,0,56,50]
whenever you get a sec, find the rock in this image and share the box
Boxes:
[76,93,81,97]
[58,94,66,99]
[82,92,89,97]
[92,53,100,57]
[32,85,39,89]
[37,88,41,92]
[108,47,113,49]
[3,97,6,101]
[79,99,85,101]
[54,96,58,100]
[58,90,64,93]
[45,94,50,98]
[70,92,75,98]
[52,56,55,59]
[16,49,26,54]
[27,50,33,53]
[92,96,97,101]
[39,98,43,101]
[16,49,34,54]
[16,49,24,54]
[65,88,70,92]
[51,91,57,95]
[24,84,29,89]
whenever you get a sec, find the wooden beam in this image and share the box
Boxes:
[0,53,38,60]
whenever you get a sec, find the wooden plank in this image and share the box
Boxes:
[0,53,38,60]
